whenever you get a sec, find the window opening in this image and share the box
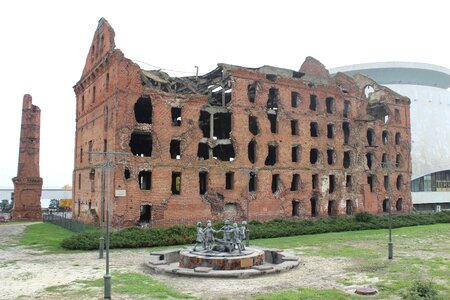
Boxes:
[265,144,277,166]
[327,124,334,138]
[249,116,259,135]
[329,175,335,193]
[129,132,152,157]
[382,130,388,145]
[291,120,298,135]
[124,167,131,180]
[170,140,181,159]
[171,172,181,195]
[267,112,277,133]
[312,174,319,190]
[310,148,319,164]
[384,175,389,191]
[309,94,317,111]
[199,111,210,138]
[248,140,256,164]
[395,132,401,145]
[367,128,375,146]
[383,199,389,213]
[292,145,299,162]
[197,143,209,160]
[328,200,335,216]
[396,198,403,211]
[366,153,374,170]
[291,174,300,191]
[199,171,208,195]
[346,200,353,215]
[291,92,299,108]
[226,172,234,190]
[327,149,335,165]
[346,175,352,187]
[272,174,280,193]
[213,144,235,161]
[171,107,181,126]
[343,122,350,144]
[139,171,151,190]
[396,154,401,168]
[382,153,388,165]
[213,112,231,139]
[396,175,403,190]
[310,122,319,137]
[249,172,256,192]
[343,151,351,169]
[326,97,334,113]
[343,100,350,118]
[267,88,279,110]
[247,83,256,102]
[134,96,152,124]
[139,204,151,223]
[311,198,318,217]
[292,200,300,217]
[368,175,374,192]
[395,109,400,122]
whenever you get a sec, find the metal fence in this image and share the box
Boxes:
[43,213,97,232]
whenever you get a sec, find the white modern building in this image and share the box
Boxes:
[331,62,450,211]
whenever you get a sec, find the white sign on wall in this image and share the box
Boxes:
[115,190,126,197]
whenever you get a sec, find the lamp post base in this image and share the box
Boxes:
[388,242,393,260]
[104,274,111,299]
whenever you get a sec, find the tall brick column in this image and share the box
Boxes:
[11,94,43,220]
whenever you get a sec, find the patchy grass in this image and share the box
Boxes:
[253,223,450,299]
[19,222,76,253]
[42,271,194,299]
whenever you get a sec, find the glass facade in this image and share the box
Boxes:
[411,170,450,192]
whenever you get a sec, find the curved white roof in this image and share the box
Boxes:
[330,62,450,89]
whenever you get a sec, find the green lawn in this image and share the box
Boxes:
[19,222,75,253]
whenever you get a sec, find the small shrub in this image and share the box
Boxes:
[402,280,441,300]
[355,212,375,223]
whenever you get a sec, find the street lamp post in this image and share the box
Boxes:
[382,160,394,260]
[90,151,130,300]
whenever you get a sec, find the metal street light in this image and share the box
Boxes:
[382,160,394,259]
[90,151,130,299]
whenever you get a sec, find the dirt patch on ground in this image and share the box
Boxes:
[0,223,365,299]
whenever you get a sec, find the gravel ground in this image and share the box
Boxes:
[0,222,360,299]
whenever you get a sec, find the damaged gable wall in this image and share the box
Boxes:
[72,19,412,227]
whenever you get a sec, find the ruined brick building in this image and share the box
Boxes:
[73,19,412,227]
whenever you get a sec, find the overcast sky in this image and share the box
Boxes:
[1,0,449,188]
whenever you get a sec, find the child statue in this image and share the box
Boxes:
[193,222,205,251]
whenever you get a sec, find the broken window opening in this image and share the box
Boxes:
[382,130,389,145]
[368,175,374,192]
[171,107,181,126]
[103,139,107,153]
[267,88,279,110]
[395,109,400,122]
[367,128,375,146]
[93,86,96,103]
[213,144,235,161]
[310,148,319,164]
[346,175,352,187]
[384,175,389,191]
[266,74,277,82]
[199,111,210,138]
[384,114,389,124]
[138,171,151,190]
[139,204,152,223]
[396,154,401,168]
[265,144,277,166]
[248,140,256,164]
[89,168,95,180]
[329,175,335,193]
[134,96,152,124]
[104,106,109,130]
[197,143,209,160]
[124,167,131,180]
[343,122,350,144]
[327,124,334,139]
[292,200,300,217]
[291,92,300,108]
[395,132,401,145]
[267,112,277,133]
[366,153,374,170]
[170,140,181,159]
[249,172,257,192]
[80,147,83,163]
[328,200,336,216]
[78,173,81,190]
[326,97,334,113]
[272,174,280,193]
[343,151,351,169]
[291,120,298,135]
[213,113,231,139]
[199,171,208,195]
[248,116,259,135]
[312,174,319,190]
[364,85,374,98]
[225,172,234,190]
[343,100,350,118]
[327,149,336,165]
[310,122,319,137]
[171,172,181,195]
[309,94,317,111]
[396,198,403,211]
[247,83,256,103]
[292,145,299,163]
[291,174,300,191]
[383,199,389,213]
[382,153,388,166]
[346,200,353,215]
[311,198,318,217]
[396,175,403,190]
[81,95,85,112]
[88,140,93,163]
[209,87,228,106]
[129,132,152,157]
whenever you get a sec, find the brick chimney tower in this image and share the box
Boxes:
[11,94,43,220]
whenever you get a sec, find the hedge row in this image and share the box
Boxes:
[60,211,450,250]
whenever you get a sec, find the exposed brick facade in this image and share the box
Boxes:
[73,19,412,228]
[11,94,43,220]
